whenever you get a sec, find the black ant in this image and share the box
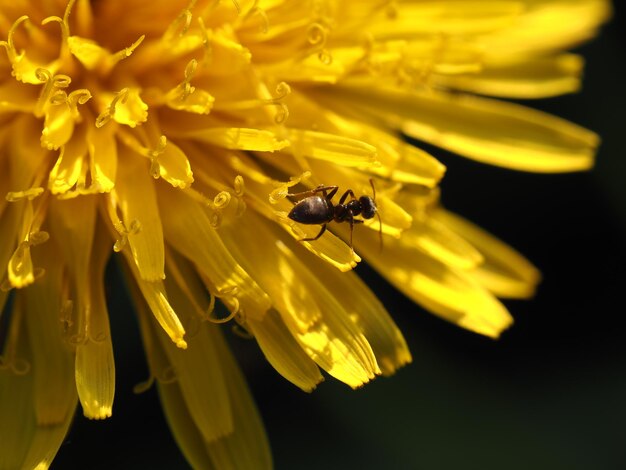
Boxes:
[287,179,382,250]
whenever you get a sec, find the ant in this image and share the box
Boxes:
[287,179,383,250]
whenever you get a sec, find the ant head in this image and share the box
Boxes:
[368,178,383,252]
[359,195,377,219]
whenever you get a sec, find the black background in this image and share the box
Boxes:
[53,5,626,469]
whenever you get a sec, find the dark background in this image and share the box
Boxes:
[54,5,626,470]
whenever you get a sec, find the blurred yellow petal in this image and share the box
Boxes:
[358,227,513,338]
[435,54,585,99]
[74,224,115,420]
[317,82,598,172]
[433,208,541,298]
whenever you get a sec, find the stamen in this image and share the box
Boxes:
[164,249,212,327]
[7,232,48,289]
[232,322,254,339]
[269,171,311,204]
[69,331,88,345]
[60,299,74,334]
[109,35,145,66]
[99,34,146,75]
[206,300,238,324]
[194,278,241,325]
[214,191,232,209]
[307,22,332,65]
[233,175,247,216]
[197,17,212,65]
[168,59,198,103]
[112,219,142,253]
[133,375,155,394]
[67,89,92,120]
[207,291,216,318]
[212,81,291,124]
[156,365,178,384]
[106,193,143,252]
[34,68,71,118]
[118,130,168,178]
[270,81,291,124]
[163,0,198,42]
[184,169,245,224]
[95,88,129,128]
[5,188,45,202]
[0,16,30,62]
[28,230,50,246]
[234,175,245,197]
[184,314,201,338]
[237,0,269,33]
[89,331,108,344]
[41,0,78,58]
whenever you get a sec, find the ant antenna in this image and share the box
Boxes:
[369,178,383,252]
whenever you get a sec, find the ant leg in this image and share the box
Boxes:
[288,185,338,200]
[338,189,357,205]
[346,216,364,252]
[376,212,383,252]
[300,224,327,242]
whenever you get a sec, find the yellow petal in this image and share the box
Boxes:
[0,80,37,113]
[41,102,75,151]
[157,348,272,469]
[285,129,377,167]
[156,138,194,189]
[247,310,324,392]
[433,208,541,298]
[218,209,380,387]
[200,328,272,469]
[2,250,77,469]
[127,249,188,349]
[301,243,412,376]
[7,200,38,289]
[222,155,360,271]
[368,1,525,37]
[98,88,148,128]
[49,126,88,195]
[47,197,98,362]
[320,82,599,172]
[179,127,289,152]
[0,361,36,469]
[0,327,75,470]
[113,154,165,281]
[87,122,117,193]
[481,0,612,60]
[157,382,219,470]
[400,215,484,270]
[204,30,252,75]
[357,226,513,338]
[75,224,115,420]
[160,255,235,441]
[435,54,585,99]
[67,35,110,69]
[0,202,22,290]
[158,184,271,320]
[23,245,76,426]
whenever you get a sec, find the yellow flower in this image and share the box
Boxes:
[0,0,610,468]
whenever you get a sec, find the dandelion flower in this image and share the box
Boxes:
[0,0,610,468]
